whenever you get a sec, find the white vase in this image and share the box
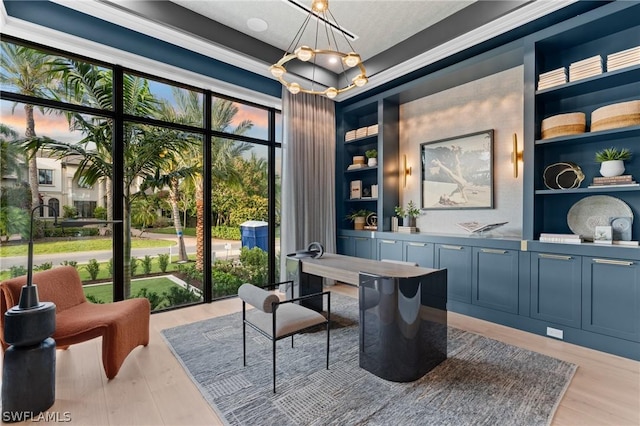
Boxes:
[599,160,625,177]
[367,157,377,167]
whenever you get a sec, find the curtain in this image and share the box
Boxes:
[280,89,336,279]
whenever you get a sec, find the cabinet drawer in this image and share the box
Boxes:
[583,258,640,342]
[472,248,519,314]
[531,253,581,328]
[436,244,472,303]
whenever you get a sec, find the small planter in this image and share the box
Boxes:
[406,217,417,228]
[354,216,365,230]
[599,160,625,177]
[367,157,377,167]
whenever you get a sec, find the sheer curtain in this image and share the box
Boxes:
[280,89,336,279]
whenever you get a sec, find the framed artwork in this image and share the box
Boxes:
[420,130,494,210]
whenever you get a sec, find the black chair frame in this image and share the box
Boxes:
[241,281,331,393]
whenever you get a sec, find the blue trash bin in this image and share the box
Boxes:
[240,221,268,251]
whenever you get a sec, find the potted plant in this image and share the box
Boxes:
[595,147,631,177]
[394,201,421,227]
[347,209,373,230]
[365,149,378,167]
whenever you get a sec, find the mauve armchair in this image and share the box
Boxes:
[1,266,150,379]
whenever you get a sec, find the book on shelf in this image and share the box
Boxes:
[612,240,639,246]
[456,221,508,233]
[347,164,368,171]
[539,233,583,244]
[592,175,633,183]
[398,226,417,234]
[588,183,639,188]
[350,180,362,199]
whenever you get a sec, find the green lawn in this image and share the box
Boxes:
[0,237,174,257]
[83,276,185,304]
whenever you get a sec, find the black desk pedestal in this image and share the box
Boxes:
[358,270,447,382]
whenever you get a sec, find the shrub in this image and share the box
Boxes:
[9,265,27,278]
[212,268,243,296]
[62,205,77,219]
[34,262,52,271]
[93,206,107,220]
[107,258,113,278]
[142,255,153,275]
[239,246,268,285]
[86,295,105,304]
[60,260,78,269]
[163,286,200,307]
[130,257,138,276]
[134,287,164,310]
[85,259,100,280]
[211,226,241,240]
[157,253,169,273]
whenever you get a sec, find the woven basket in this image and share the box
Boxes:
[541,112,586,139]
[591,100,640,132]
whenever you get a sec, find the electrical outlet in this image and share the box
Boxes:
[546,327,564,339]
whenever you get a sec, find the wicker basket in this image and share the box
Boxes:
[591,100,640,132]
[541,112,586,139]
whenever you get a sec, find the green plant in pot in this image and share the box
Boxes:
[347,209,373,230]
[365,149,378,167]
[595,147,631,177]
[394,200,421,227]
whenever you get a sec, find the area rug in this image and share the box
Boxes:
[161,294,576,426]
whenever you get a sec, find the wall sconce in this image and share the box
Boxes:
[403,155,412,187]
[511,133,523,178]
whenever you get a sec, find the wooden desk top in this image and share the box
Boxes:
[298,253,441,286]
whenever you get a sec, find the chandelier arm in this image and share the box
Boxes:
[326,8,358,54]
[285,13,313,55]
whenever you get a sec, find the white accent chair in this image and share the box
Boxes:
[238,282,330,392]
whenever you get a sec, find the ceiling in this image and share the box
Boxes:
[15,0,583,101]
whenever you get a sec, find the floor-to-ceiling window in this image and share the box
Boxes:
[1,36,281,310]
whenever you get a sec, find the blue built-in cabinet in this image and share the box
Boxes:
[335,1,640,361]
[530,252,582,328]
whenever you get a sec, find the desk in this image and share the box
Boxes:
[288,253,447,382]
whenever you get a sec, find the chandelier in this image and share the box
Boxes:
[269,0,368,99]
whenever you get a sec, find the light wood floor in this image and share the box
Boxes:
[3,284,638,425]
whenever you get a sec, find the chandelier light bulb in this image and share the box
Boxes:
[325,87,338,99]
[343,53,361,68]
[288,82,301,94]
[295,46,314,62]
[353,74,368,87]
[312,0,328,12]
[269,64,286,78]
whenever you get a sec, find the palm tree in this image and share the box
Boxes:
[0,124,21,180]
[195,99,253,270]
[33,60,189,297]
[0,42,59,215]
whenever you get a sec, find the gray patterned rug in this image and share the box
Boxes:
[161,294,576,426]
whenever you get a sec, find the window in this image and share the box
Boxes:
[48,198,60,217]
[73,201,96,218]
[38,169,53,185]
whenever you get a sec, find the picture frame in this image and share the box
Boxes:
[420,130,494,210]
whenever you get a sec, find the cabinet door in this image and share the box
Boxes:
[583,257,640,342]
[354,236,374,259]
[472,247,519,314]
[403,241,434,268]
[531,253,581,328]
[337,235,354,256]
[435,244,472,303]
[377,238,402,261]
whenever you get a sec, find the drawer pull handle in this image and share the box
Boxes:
[593,258,634,266]
[481,249,507,254]
[539,253,572,260]
[354,237,368,241]
[442,245,463,250]
[381,240,396,244]
[408,242,426,247]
